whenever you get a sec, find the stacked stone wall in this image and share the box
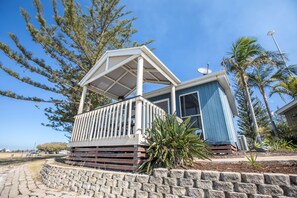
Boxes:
[41,161,297,198]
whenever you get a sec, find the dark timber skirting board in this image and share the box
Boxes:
[210,144,237,154]
[65,145,148,172]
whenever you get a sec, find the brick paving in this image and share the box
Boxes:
[0,164,92,198]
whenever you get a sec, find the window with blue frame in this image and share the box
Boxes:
[180,92,203,135]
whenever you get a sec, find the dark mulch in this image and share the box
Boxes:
[185,161,297,174]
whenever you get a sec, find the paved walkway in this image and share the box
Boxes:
[0,164,91,198]
[196,155,297,162]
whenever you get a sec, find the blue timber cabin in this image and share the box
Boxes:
[68,46,239,171]
[144,70,238,149]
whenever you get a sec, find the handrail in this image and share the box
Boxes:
[75,95,141,117]
[70,96,167,143]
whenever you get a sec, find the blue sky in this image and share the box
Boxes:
[0,0,296,150]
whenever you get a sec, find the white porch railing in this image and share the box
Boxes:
[69,96,166,147]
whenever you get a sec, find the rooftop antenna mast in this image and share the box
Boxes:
[197,63,212,75]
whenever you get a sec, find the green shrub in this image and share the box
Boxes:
[264,138,296,151]
[37,142,68,154]
[139,114,210,174]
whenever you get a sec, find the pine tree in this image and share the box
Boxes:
[0,0,152,133]
[235,83,270,140]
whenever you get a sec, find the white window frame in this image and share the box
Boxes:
[153,98,170,114]
[179,91,205,139]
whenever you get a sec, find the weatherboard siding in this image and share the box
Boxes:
[218,85,238,145]
[146,81,237,146]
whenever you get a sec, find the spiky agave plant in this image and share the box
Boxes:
[139,114,210,174]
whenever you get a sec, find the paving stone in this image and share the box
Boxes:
[226,192,248,198]
[290,175,297,185]
[258,184,283,196]
[283,186,297,197]
[111,186,122,195]
[164,177,177,186]
[136,175,149,183]
[179,178,194,187]
[221,172,241,182]
[135,190,149,198]
[142,183,155,192]
[153,168,168,177]
[184,170,201,180]
[172,186,186,196]
[170,169,185,178]
[207,190,225,198]
[196,180,213,189]
[187,188,204,197]
[117,180,129,188]
[164,194,179,198]
[264,173,290,186]
[201,171,220,181]
[149,192,163,198]
[156,184,170,194]
[234,182,257,194]
[149,176,163,185]
[213,181,233,191]
[249,195,272,198]
[122,188,135,197]
[129,182,142,190]
[241,173,264,184]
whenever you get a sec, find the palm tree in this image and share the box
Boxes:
[222,37,265,143]
[248,65,297,137]
[248,65,278,136]
[271,77,297,100]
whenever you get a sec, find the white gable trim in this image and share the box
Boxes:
[83,54,140,86]
[79,52,108,85]
[79,46,181,87]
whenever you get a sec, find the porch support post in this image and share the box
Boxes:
[78,86,88,114]
[171,84,176,114]
[135,56,144,135]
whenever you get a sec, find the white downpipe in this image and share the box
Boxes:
[78,86,88,114]
[135,57,144,137]
[171,85,176,114]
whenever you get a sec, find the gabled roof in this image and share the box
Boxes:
[79,46,180,100]
[144,70,238,116]
[275,99,297,115]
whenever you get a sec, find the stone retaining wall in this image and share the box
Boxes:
[41,160,297,198]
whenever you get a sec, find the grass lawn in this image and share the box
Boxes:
[27,159,46,181]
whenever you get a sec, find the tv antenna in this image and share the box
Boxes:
[197,63,212,75]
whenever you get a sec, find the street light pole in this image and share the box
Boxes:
[267,30,288,68]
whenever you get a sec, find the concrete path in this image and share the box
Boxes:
[0,164,92,198]
[196,155,297,163]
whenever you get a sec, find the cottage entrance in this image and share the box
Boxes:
[67,46,181,171]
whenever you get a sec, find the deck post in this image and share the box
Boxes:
[78,86,88,114]
[171,84,176,114]
[135,56,144,137]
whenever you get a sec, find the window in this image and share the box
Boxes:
[180,92,203,133]
[153,99,170,114]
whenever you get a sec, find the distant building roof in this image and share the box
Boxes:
[275,99,297,115]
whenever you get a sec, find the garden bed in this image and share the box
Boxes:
[211,150,297,158]
[186,160,297,174]
[55,156,297,174]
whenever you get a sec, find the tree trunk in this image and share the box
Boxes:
[240,74,262,143]
[261,88,279,137]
